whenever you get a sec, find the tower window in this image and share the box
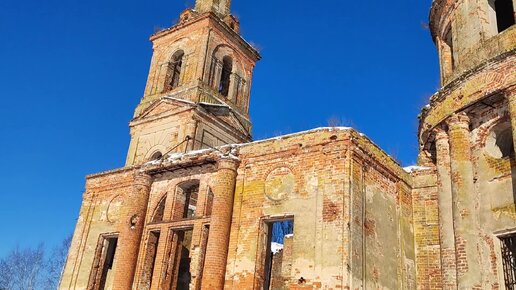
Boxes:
[170,50,184,90]
[444,27,454,69]
[500,234,516,289]
[489,0,515,33]
[219,56,233,97]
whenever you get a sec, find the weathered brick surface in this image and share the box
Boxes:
[60,0,516,289]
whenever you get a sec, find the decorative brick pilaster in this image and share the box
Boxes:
[434,126,457,289]
[446,113,481,289]
[112,172,152,290]
[506,87,516,156]
[201,158,239,290]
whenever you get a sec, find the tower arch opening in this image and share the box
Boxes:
[169,50,185,90]
[219,56,233,97]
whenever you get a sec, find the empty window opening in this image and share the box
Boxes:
[443,27,455,70]
[170,50,184,90]
[485,122,514,159]
[152,196,166,223]
[169,229,193,290]
[219,56,233,97]
[88,235,118,290]
[500,234,516,289]
[175,182,199,219]
[263,220,294,290]
[139,231,161,289]
[490,0,515,33]
[496,128,514,158]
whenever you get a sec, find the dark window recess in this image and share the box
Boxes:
[173,230,193,290]
[219,56,233,97]
[170,51,184,90]
[150,151,163,161]
[501,235,516,289]
[495,0,515,32]
[88,236,118,290]
[496,128,514,158]
[139,231,161,289]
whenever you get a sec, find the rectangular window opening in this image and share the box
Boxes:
[184,185,198,219]
[263,219,294,290]
[175,182,199,220]
[139,231,161,289]
[172,229,193,290]
[494,0,515,33]
[88,235,118,290]
[500,234,516,289]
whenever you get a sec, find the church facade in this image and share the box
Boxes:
[60,0,516,289]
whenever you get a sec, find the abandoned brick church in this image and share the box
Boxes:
[60,0,516,289]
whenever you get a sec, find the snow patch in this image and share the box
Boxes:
[271,242,284,254]
[403,165,431,173]
[199,102,229,108]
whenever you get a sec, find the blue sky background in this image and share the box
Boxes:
[0,0,438,256]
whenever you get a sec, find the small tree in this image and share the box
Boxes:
[43,235,72,290]
[0,244,45,290]
[0,235,72,290]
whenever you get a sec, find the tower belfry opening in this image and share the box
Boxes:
[195,0,231,18]
[125,0,260,166]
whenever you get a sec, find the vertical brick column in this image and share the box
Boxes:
[506,90,516,155]
[113,172,152,290]
[434,127,457,289]
[201,158,239,289]
[185,120,198,151]
[446,113,481,289]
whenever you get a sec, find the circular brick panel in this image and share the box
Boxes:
[106,195,123,224]
[264,167,296,201]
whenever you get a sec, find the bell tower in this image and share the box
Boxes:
[126,0,260,165]
[195,0,231,18]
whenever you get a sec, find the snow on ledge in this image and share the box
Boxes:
[145,145,240,167]
[403,165,431,173]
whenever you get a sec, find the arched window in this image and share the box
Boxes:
[496,127,514,158]
[170,50,184,90]
[150,151,163,161]
[485,122,514,158]
[151,196,166,223]
[219,56,233,97]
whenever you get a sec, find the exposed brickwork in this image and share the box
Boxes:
[60,0,516,289]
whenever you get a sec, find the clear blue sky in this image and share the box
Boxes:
[0,0,439,256]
